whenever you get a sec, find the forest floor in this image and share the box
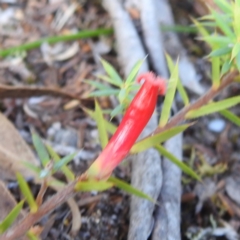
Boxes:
[0,0,240,240]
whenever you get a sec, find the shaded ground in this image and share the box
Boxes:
[0,0,240,239]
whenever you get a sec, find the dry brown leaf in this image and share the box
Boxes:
[29,225,43,238]
[194,0,226,16]
[217,192,235,217]
[0,112,38,180]
[63,99,80,110]
[217,191,240,219]
[0,181,25,222]
[226,175,240,206]
[126,7,140,19]
[41,42,79,65]
[216,125,232,163]
[0,113,82,235]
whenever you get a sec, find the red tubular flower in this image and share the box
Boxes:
[86,72,166,180]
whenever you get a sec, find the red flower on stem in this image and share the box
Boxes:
[85,72,166,180]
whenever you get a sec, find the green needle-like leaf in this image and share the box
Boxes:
[186,96,240,119]
[95,101,108,148]
[74,180,113,192]
[110,104,124,119]
[236,0,240,6]
[199,14,215,21]
[128,84,140,92]
[201,35,233,45]
[88,89,120,97]
[97,74,122,87]
[39,169,51,178]
[191,18,210,39]
[236,51,240,71]
[46,145,75,181]
[131,124,191,154]
[118,88,127,104]
[155,145,201,181]
[0,28,113,58]
[221,60,231,76]
[208,47,232,57]
[211,10,235,38]
[231,43,240,61]
[108,177,157,204]
[32,133,50,167]
[84,80,109,90]
[52,152,76,172]
[201,22,218,28]
[125,58,145,86]
[16,173,38,213]
[161,24,197,34]
[26,231,39,240]
[100,59,123,87]
[23,162,41,174]
[159,60,179,127]
[105,121,117,135]
[220,109,240,127]
[233,2,240,38]
[0,200,24,233]
[211,57,220,88]
[166,54,189,106]
[214,0,232,14]
[83,107,117,135]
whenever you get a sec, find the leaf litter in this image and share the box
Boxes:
[0,0,239,239]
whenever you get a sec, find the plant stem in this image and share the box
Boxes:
[0,70,238,240]
[35,179,48,206]
[0,28,113,58]
[1,180,77,240]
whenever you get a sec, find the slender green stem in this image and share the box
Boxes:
[0,28,113,58]
[160,24,197,34]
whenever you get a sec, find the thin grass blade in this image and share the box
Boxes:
[74,180,113,192]
[46,145,75,181]
[108,177,157,204]
[0,200,24,233]
[100,59,123,87]
[131,124,191,154]
[219,109,240,127]
[95,101,108,148]
[186,96,240,119]
[159,59,179,126]
[155,145,201,181]
[32,133,50,167]
[16,173,38,213]
[166,54,189,106]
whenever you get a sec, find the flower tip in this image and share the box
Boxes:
[156,77,167,95]
[136,72,155,84]
[137,72,166,95]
